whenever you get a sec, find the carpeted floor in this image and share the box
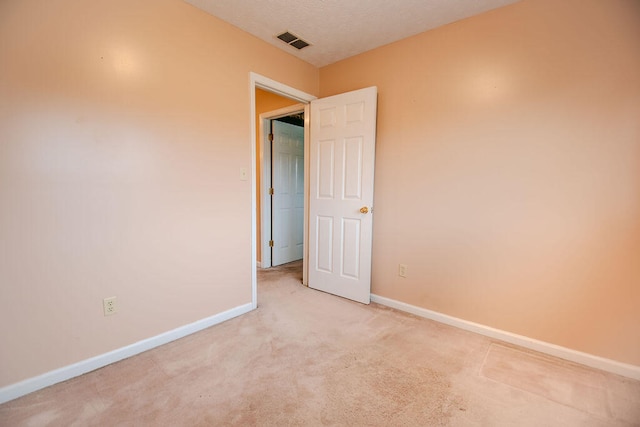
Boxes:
[1,260,639,426]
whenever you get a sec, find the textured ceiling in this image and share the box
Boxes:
[183,0,520,67]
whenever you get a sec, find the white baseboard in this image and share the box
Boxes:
[256,261,262,268]
[0,302,254,404]
[371,294,640,381]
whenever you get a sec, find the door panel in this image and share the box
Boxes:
[316,216,333,272]
[308,87,377,304]
[343,137,363,199]
[272,120,304,266]
[317,140,335,198]
[341,218,360,279]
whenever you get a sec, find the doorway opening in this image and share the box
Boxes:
[261,111,305,268]
[250,73,316,309]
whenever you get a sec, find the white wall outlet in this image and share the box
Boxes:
[240,167,248,181]
[103,296,117,316]
[399,264,408,278]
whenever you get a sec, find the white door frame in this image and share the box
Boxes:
[259,105,305,269]
[249,72,316,309]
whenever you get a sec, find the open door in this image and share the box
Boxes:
[308,87,378,304]
[271,120,304,266]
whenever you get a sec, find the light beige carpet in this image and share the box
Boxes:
[1,261,639,426]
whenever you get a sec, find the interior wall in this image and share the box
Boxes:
[319,0,640,366]
[254,89,300,264]
[0,0,318,388]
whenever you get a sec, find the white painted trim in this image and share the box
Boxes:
[250,75,258,309]
[261,104,308,121]
[0,302,253,404]
[249,72,316,303]
[260,115,272,269]
[250,72,317,104]
[371,294,640,381]
[302,103,311,286]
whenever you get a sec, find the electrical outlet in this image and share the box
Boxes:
[399,264,408,278]
[103,297,117,316]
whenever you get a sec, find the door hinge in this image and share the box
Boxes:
[269,240,274,247]
[268,133,274,142]
[269,187,274,195]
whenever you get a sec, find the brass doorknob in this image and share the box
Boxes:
[360,206,369,214]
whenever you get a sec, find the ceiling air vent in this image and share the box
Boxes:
[276,31,311,50]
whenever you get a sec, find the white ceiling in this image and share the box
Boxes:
[183,0,520,68]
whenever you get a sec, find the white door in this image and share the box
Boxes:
[308,87,377,304]
[271,120,305,266]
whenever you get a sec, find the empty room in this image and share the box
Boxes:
[1,0,639,425]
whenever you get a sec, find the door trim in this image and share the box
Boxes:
[259,105,304,268]
[249,72,316,309]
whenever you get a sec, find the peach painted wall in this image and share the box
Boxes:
[320,0,640,365]
[0,0,317,387]
[254,89,300,263]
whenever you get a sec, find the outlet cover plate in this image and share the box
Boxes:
[103,297,117,316]
[399,264,408,278]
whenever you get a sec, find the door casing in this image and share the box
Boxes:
[250,72,316,309]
